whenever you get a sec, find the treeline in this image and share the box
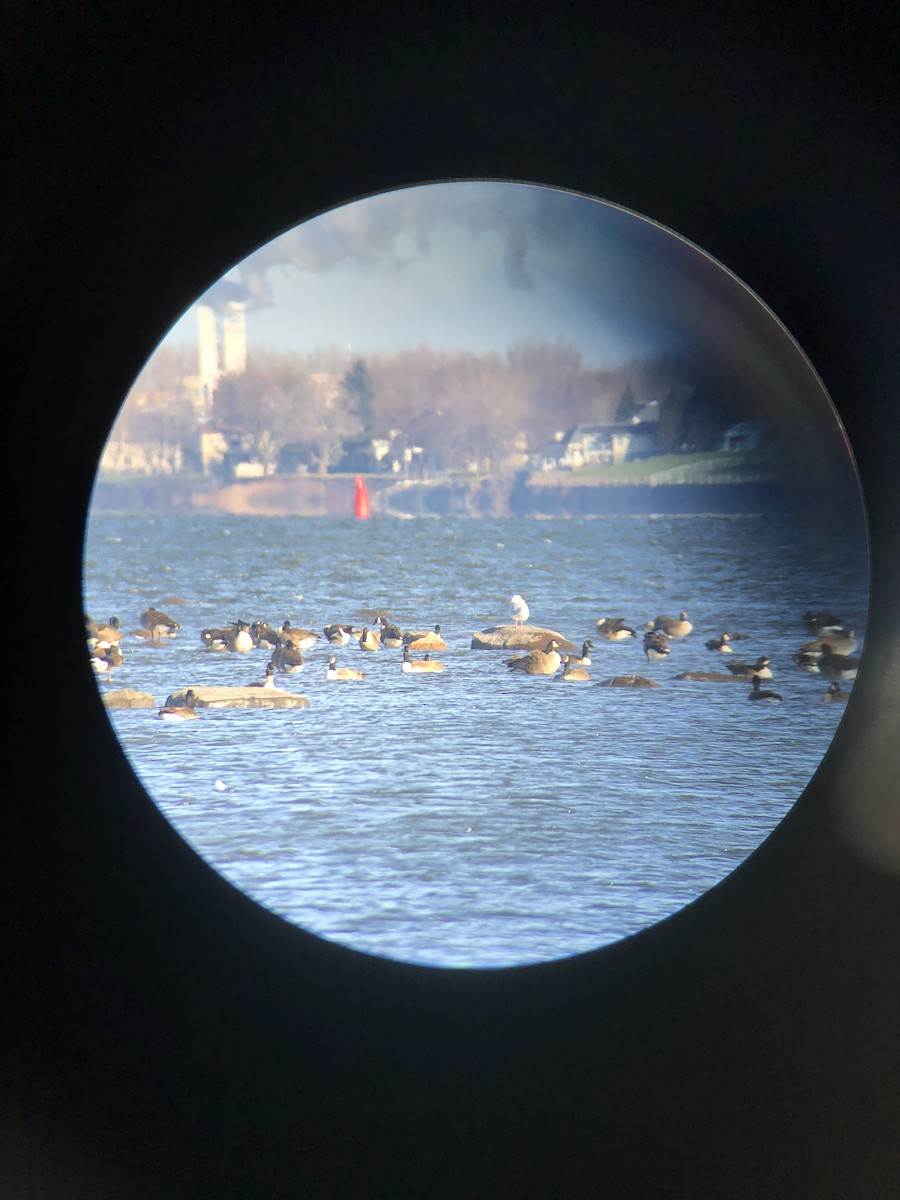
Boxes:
[113,339,742,476]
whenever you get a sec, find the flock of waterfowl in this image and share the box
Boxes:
[86,598,859,719]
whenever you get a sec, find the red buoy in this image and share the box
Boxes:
[354,475,370,519]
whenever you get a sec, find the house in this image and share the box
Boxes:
[554,420,660,468]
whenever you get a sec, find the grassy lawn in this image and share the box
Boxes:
[531,451,771,485]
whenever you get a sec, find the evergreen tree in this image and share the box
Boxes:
[341,358,376,435]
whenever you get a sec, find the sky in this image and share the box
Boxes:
[161,181,724,368]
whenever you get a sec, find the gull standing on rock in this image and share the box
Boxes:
[509,594,530,626]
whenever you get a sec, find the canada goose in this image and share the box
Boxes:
[140,607,180,638]
[402,648,445,673]
[726,656,773,679]
[505,638,562,675]
[158,689,200,720]
[797,629,858,658]
[90,643,123,683]
[375,615,404,648]
[509,594,530,626]
[92,616,122,648]
[249,662,278,689]
[326,655,366,681]
[748,675,783,702]
[201,624,235,651]
[229,620,254,653]
[817,646,859,681]
[595,617,636,641]
[324,623,356,646]
[250,620,280,648]
[270,638,305,673]
[653,611,692,638]
[280,620,318,650]
[557,655,591,681]
[705,634,733,652]
[804,610,844,637]
[567,640,594,666]
[792,649,820,673]
[359,626,381,652]
[643,630,670,661]
[404,624,447,651]
[822,681,850,703]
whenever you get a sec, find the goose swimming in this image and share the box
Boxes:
[326,655,366,681]
[158,689,200,720]
[280,620,318,650]
[748,675,783,702]
[557,655,591,681]
[653,611,692,639]
[595,617,636,641]
[271,638,305,673]
[817,646,859,681]
[358,626,381,652]
[643,630,670,662]
[324,623,356,646]
[705,634,733,652]
[249,662,278,689]
[402,648,445,673]
[726,656,772,680]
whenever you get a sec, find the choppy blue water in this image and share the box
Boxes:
[83,511,868,968]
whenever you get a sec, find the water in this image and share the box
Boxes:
[83,511,868,968]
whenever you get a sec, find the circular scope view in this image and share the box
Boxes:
[84,181,868,968]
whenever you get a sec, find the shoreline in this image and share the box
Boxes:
[90,471,798,519]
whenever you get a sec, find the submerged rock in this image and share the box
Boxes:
[598,675,662,688]
[470,624,579,652]
[103,688,157,708]
[675,671,750,682]
[163,686,310,710]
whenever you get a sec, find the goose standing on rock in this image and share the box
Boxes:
[404,624,447,651]
[140,607,180,638]
[509,594,530,627]
[90,616,122,649]
[505,638,562,676]
[90,643,124,683]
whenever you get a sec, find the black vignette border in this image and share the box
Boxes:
[3,5,900,1197]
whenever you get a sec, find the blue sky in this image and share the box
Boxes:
[162,181,709,367]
